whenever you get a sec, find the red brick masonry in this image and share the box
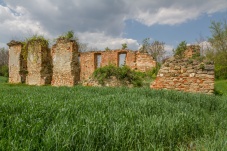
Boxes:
[151,57,214,94]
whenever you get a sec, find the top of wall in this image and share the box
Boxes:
[184,45,200,58]
[79,49,153,56]
[7,40,22,47]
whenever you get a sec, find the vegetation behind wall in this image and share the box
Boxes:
[0,48,9,77]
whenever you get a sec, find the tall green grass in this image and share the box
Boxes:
[0,80,227,150]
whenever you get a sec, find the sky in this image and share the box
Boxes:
[0,0,227,55]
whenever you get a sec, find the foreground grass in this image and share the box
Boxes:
[0,78,227,150]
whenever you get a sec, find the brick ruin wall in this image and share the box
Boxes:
[136,52,156,72]
[8,40,214,94]
[184,45,200,58]
[150,57,214,94]
[8,40,155,86]
[79,50,156,80]
[26,41,52,85]
[51,39,79,86]
[7,41,23,83]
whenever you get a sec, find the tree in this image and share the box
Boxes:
[208,19,227,79]
[140,38,165,62]
[0,48,8,66]
[121,43,127,50]
[0,48,9,77]
[78,42,88,52]
[173,41,187,58]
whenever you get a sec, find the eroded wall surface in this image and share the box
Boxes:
[150,57,214,94]
[79,52,95,81]
[26,42,52,85]
[79,50,156,80]
[51,39,79,86]
[184,45,200,58]
[136,52,156,72]
[7,41,23,83]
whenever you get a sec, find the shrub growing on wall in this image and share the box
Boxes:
[22,35,49,61]
[173,41,187,58]
[93,65,143,87]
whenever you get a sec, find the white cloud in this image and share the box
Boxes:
[77,32,139,50]
[135,7,200,26]
[0,0,227,49]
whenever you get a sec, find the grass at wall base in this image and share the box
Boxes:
[0,76,227,150]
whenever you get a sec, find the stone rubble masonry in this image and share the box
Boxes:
[184,45,200,58]
[26,41,52,85]
[7,41,24,83]
[51,39,79,86]
[79,50,156,80]
[136,52,156,72]
[150,57,215,94]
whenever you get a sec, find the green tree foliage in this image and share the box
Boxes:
[60,30,76,40]
[105,47,110,51]
[0,48,9,77]
[140,38,165,62]
[0,48,8,66]
[173,41,187,58]
[208,20,227,79]
[0,65,8,77]
[121,43,128,49]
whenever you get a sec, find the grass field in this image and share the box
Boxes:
[0,76,227,150]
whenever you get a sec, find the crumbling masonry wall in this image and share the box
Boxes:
[7,41,24,83]
[150,57,214,94]
[51,39,79,86]
[79,50,156,80]
[184,45,200,58]
[26,41,52,85]
[136,52,156,72]
[7,40,156,86]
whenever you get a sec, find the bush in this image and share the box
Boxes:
[0,65,8,77]
[93,65,143,87]
[173,41,187,58]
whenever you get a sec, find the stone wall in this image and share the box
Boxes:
[184,45,200,58]
[7,41,24,83]
[79,50,156,80]
[51,39,79,86]
[79,52,96,80]
[26,41,52,85]
[150,57,214,94]
[136,52,156,72]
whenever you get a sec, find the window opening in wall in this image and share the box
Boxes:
[95,53,102,69]
[118,53,127,67]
